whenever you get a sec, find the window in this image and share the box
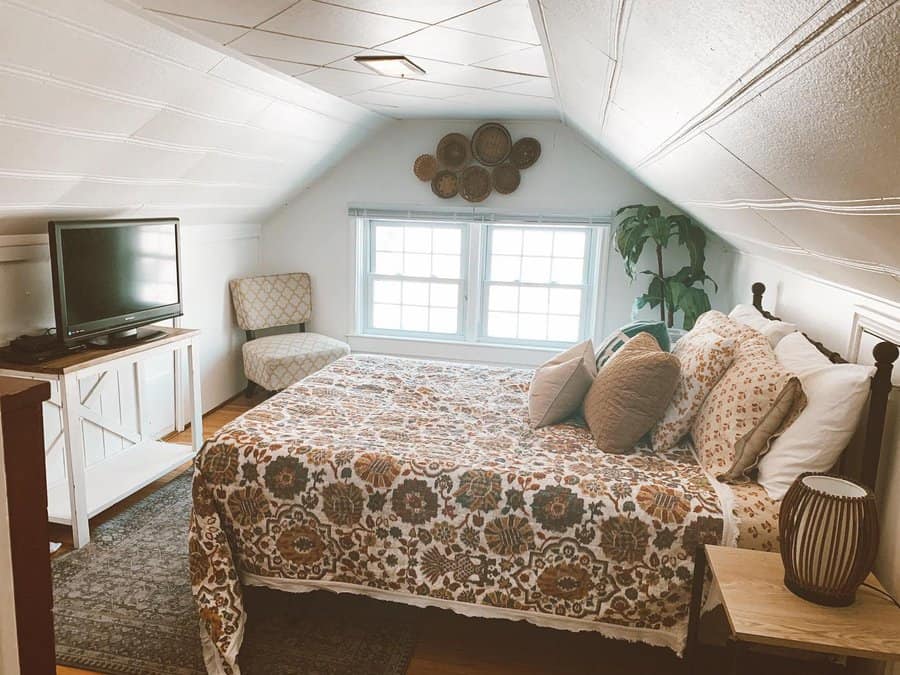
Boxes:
[356,212,605,348]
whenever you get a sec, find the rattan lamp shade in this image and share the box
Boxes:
[779,473,879,606]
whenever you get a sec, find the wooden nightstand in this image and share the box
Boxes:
[686,545,900,674]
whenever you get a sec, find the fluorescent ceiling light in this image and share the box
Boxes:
[354,55,425,77]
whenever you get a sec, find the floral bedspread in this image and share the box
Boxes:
[190,355,726,674]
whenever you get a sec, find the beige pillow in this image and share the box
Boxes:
[690,329,807,481]
[583,333,680,453]
[528,340,597,428]
[652,330,737,452]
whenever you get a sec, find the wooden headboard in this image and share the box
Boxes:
[751,282,898,490]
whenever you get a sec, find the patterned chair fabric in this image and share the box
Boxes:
[230,273,350,391]
[230,273,312,331]
[242,333,350,391]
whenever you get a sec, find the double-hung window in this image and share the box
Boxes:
[356,211,605,348]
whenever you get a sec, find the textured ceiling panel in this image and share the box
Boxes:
[0,0,382,232]
[138,0,559,120]
[537,0,900,304]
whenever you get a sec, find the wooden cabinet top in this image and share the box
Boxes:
[0,377,51,412]
[0,327,199,376]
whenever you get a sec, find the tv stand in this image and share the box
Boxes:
[87,326,165,349]
[0,327,201,548]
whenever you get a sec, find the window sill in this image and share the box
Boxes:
[347,333,557,367]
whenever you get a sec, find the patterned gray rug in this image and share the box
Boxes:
[52,470,417,675]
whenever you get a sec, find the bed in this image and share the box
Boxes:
[189,285,896,675]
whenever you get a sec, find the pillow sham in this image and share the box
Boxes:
[583,333,680,453]
[594,320,670,368]
[729,304,797,347]
[691,329,806,481]
[756,332,875,500]
[652,330,737,452]
[528,340,597,428]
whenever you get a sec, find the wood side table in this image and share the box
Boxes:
[687,545,900,674]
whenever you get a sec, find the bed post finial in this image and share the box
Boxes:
[862,341,898,489]
[752,282,766,311]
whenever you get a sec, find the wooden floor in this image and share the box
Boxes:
[54,392,834,675]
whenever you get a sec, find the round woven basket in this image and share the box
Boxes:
[436,133,471,170]
[413,154,438,181]
[471,123,512,166]
[779,473,879,606]
[431,170,459,199]
[460,165,491,202]
[510,137,541,169]
[491,164,520,194]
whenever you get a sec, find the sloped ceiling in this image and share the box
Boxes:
[534,0,900,303]
[0,0,382,233]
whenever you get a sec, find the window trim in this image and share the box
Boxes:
[353,211,609,352]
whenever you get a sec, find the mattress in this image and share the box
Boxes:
[189,355,730,674]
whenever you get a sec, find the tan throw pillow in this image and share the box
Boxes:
[690,330,806,481]
[651,331,737,452]
[528,340,597,428]
[583,333,680,453]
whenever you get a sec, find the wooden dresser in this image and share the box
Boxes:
[0,376,55,674]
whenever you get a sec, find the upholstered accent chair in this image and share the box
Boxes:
[229,273,350,395]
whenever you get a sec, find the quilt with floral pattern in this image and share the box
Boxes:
[190,355,726,674]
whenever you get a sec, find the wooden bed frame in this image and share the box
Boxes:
[751,282,898,490]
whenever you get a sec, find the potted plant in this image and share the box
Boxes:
[614,205,717,332]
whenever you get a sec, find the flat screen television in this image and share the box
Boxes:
[48,218,183,347]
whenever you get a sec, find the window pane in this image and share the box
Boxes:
[401,305,428,331]
[518,314,548,340]
[487,311,518,338]
[375,251,402,275]
[488,285,518,312]
[372,303,401,329]
[375,226,403,251]
[492,228,522,255]
[554,230,585,257]
[490,255,520,282]
[429,308,458,333]
[521,256,551,283]
[432,254,460,279]
[405,227,432,253]
[404,253,431,277]
[548,315,580,342]
[519,286,549,312]
[373,279,401,304]
[430,282,458,308]
[523,229,553,256]
[551,257,583,284]
[433,228,461,254]
[549,287,581,315]
[402,280,429,306]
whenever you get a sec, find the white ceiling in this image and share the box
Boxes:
[137,0,560,119]
[535,0,900,303]
[0,0,383,232]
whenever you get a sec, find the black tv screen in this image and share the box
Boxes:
[49,218,182,344]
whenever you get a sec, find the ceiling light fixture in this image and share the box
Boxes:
[354,55,425,78]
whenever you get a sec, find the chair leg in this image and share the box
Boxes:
[245,380,257,398]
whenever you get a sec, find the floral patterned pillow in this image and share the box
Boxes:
[651,331,737,452]
[690,327,804,478]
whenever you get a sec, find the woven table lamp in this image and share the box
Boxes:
[779,473,879,606]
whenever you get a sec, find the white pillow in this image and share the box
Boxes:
[729,304,797,348]
[756,332,875,500]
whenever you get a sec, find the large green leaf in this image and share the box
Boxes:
[674,286,712,330]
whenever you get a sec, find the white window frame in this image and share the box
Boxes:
[353,211,608,353]
[359,218,470,341]
[478,223,601,349]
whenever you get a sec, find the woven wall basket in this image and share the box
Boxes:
[779,473,879,606]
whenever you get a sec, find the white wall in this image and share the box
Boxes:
[261,119,734,364]
[730,253,900,624]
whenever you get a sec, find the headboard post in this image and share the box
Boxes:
[751,282,766,312]
[862,341,898,489]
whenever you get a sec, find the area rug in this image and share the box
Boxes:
[52,470,418,675]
